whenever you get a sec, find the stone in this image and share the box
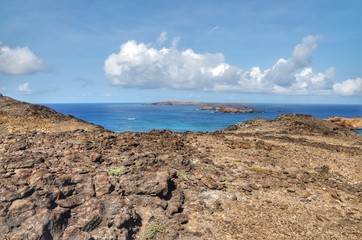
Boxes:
[14,169,32,180]
[242,186,253,192]
[167,189,184,215]
[89,152,103,163]
[56,195,85,208]
[239,172,249,178]
[120,171,170,197]
[75,177,95,197]
[9,207,70,239]
[73,199,103,232]
[8,199,35,213]
[202,178,219,190]
[228,194,238,201]
[174,213,188,224]
[338,219,354,227]
[94,174,112,197]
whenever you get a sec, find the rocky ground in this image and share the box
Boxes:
[0,96,361,239]
[325,116,362,130]
[0,96,101,134]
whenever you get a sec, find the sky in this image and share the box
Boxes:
[0,0,361,104]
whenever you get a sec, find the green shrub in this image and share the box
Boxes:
[134,160,142,166]
[179,171,190,180]
[108,167,126,176]
[144,224,165,239]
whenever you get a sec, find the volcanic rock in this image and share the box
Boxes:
[0,95,361,239]
[325,116,362,129]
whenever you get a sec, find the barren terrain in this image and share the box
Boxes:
[0,96,361,239]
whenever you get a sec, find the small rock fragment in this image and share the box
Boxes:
[242,186,253,192]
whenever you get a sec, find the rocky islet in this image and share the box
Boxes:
[198,106,263,113]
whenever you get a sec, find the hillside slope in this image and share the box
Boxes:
[0,95,103,133]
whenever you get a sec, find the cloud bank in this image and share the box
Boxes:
[0,42,44,75]
[104,35,362,95]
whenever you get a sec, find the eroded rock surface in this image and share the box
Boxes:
[0,96,361,239]
[325,116,362,130]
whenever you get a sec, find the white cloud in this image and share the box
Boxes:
[263,35,326,89]
[18,83,32,94]
[291,35,320,68]
[333,78,362,95]
[104,35,361,96]
[0,42,44,75]
[172,37,180,48]
[209,26,219,34]
[157,31,168,44]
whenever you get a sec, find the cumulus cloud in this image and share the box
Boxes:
[333,78,362,95]
[157,31,168,44]
[104,35,361,96]
[292,35,320,68]
[0,42,44,75]
[18,83,32,94]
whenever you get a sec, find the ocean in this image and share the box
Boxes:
[44,103,362,134]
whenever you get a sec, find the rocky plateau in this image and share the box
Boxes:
[0,95,361,239]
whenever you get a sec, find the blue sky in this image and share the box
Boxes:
[0,0,361,104]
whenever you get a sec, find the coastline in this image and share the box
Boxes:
[43,102,362,133]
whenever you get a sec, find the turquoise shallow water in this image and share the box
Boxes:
[44,103,362,133]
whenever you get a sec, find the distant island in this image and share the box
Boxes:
[146,100,253,107]
[147,100,262,114]
[199,106,263,113]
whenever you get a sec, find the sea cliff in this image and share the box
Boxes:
[0,95,361,239]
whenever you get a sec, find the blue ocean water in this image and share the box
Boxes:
[44,103,362,133]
